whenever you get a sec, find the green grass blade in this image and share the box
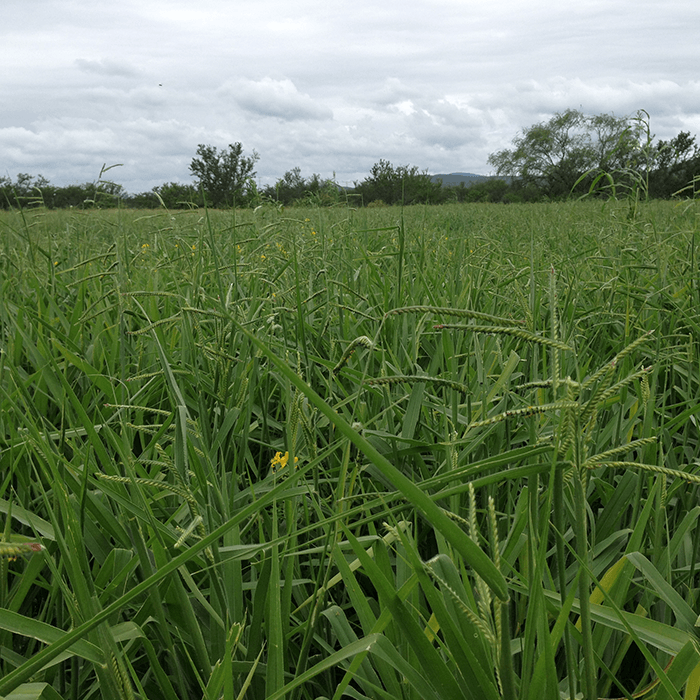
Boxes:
[0,610,104,665]
[0,465,309,696]
[625,552,698,631]
[2,683,64,700]
[233,319,510,602]
[342,525,467,700]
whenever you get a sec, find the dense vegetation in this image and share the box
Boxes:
[1,199,699,699]
[3,111,699,211]
[489,110,700,202]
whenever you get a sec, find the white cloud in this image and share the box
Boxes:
[75,58,140,78]
[1,0,699,193]
[224,78,332,122]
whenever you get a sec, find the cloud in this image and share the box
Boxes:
[226,77,332,122]
[363,77,424,108]
[0,117,206,190]
[75,58,139,78]
[410,101,485,150]
[2,0,699,193]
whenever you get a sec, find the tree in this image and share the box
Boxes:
[354,160,443,205]
[460,178,511,203]
[262,168,341,206]
[0,173,54,208]
[47,184,93,209]
[86,180,126,208]
[189,143,259,207]
[152,182,201,209]
[648,131,700,198]
[263,167,307,205]
[488,109,645,199]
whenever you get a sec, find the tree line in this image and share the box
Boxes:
[488,109,700,201]
[2,110,698,210]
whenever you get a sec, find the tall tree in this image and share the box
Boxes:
[189,143,259,207]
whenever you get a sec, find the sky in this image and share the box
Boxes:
[2,0,699,194]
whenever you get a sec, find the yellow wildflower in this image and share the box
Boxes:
[270,451,299,472]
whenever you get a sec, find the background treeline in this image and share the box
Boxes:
[0,165,516,210]
[2,110,699,210]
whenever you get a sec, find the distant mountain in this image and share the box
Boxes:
[430,172,506,187]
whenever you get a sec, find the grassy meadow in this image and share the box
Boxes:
[1,199,699,700]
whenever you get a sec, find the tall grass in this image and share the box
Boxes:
[1,199,699,699]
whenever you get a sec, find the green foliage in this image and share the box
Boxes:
[152,181,202,209]
[2,173,51,206]
[6,114,700,212]
[262,168,342,206]
[2,200,700,699]
[0,167,127,211]
[354,159,443,205]
[490,110,700,202]
[263,166,308,204]
[488,108,649,198]
[648,131,700,198]
[189,142,259,207]
[445,177,541,203]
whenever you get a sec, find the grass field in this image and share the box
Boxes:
[1,199,699,700]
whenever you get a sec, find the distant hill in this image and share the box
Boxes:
[431,172,510,187]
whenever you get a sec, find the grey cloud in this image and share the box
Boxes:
[361,77,425,108]
[75,58,139,78]
[3,0,700,194]
[0,116,207,191]
[411,101,485,149]
[227,78,332,122]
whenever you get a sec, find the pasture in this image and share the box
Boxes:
[1,199,699,700]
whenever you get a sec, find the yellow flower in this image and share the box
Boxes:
[270,451,299,472]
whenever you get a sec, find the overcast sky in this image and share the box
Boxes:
[2,0,699,193]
